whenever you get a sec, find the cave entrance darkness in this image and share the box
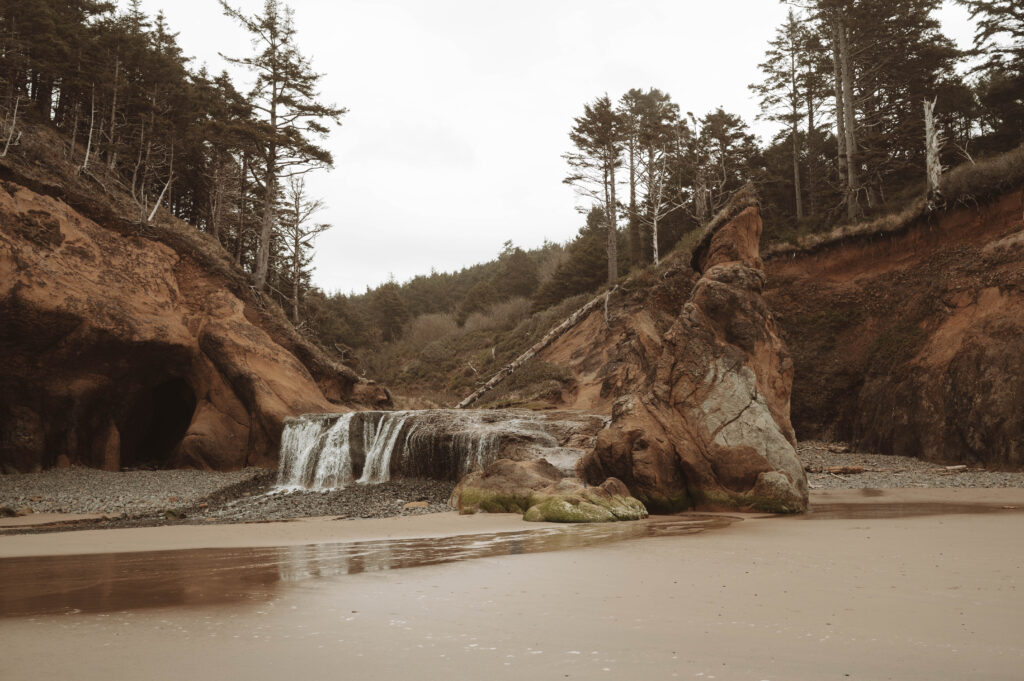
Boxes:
[121,378,197,469]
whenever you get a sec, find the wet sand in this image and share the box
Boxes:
[2,488,1023,680]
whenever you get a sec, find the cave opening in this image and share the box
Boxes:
[121,378,197,469]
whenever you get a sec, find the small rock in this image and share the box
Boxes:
[403,501,429,510]
[944,465,967,471]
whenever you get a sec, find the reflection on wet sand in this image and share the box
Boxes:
[804,501,1022,520]
[0,515,734,618]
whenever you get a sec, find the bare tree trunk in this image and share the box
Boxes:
[651,156,666,265]
[68,100,80,161]
[1,94,20,157]
[792,119,804,220]
[456,286,618,409]
[235,153,247,266]
[254,158,275,289]
[836,12,862,219]
[147,144,173,224]
[830,20,848,193]
[924,97,942,209]
[107,59,119,169]
[806,78,817,218]
[606,158,618,284]
[79,85,96,173]
[628,136,638,266]
[791,49,804,220]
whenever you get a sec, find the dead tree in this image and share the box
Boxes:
[456,286,618,409]
[1,95,21,157]
[924,97,943,210]
[79,85,96,173]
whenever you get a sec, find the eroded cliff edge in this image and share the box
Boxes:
[765,187,1024,469]
[0,150,389,473]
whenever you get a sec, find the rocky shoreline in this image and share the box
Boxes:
[2,442,1022,534]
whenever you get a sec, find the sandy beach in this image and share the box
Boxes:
[2,487,1023,681]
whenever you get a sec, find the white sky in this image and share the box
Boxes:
[137,0,975,295]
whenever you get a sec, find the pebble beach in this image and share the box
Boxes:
[2,442,1023,532]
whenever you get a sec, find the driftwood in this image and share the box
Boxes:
[455,286,618,409]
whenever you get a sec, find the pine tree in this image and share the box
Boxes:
[563,95,623,285]
[219,0,346,290]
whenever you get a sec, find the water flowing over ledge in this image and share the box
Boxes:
[276,409,607,491]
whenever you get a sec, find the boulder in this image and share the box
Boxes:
[454,458,647,523]
[579,189,808,513]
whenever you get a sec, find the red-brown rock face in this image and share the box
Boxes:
[579,196,808,512]
[0,176,389,472]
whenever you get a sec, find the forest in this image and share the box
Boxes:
[0,0,1021,396]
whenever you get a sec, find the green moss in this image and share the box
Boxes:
[456,487,535,515]
[525,497,616,523]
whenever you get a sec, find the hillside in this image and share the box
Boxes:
[0,124,389,473]
[425,151,1024,469]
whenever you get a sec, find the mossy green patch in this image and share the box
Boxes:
[456,487,535,515]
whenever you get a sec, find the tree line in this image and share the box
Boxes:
[0,0,340,322]
[565,0,1023,284]
[1,1,1019,358]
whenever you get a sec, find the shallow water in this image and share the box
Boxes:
[804,501,1022,520]
[0,515,735,618]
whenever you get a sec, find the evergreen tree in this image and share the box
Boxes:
[564,95,623,285]
[220,0,346,290]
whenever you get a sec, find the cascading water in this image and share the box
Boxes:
[277,414,356,490]
[276,410,604,491]
[357,412,412,484]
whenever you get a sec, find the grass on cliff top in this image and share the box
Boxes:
[763,143,1024,259]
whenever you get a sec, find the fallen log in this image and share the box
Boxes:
[455,286,618,409]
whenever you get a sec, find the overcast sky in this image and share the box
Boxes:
[137,0,975,295]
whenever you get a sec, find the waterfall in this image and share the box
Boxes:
[277,414,355,490]
[276,409,600,491]
[357,412,411,483]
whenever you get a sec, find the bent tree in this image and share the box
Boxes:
[219,0,346,291]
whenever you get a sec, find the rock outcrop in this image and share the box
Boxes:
[454,459,647,523]
[765,187,1024,469]
[0,161,388,473]
[579,189,808,512]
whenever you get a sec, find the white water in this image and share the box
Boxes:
[357,412,412,484]
[277,410,593,491]
[277,414,355,490]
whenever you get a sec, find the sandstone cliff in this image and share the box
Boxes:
[576,190,808,512]
[765,187,1024,469]
[0,129,389,473]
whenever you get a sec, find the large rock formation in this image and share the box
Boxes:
[0,161,388,473]
[579,190,808,512]
[765,187,1024,469]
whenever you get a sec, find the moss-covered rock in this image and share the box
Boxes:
[452,457,648,523]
